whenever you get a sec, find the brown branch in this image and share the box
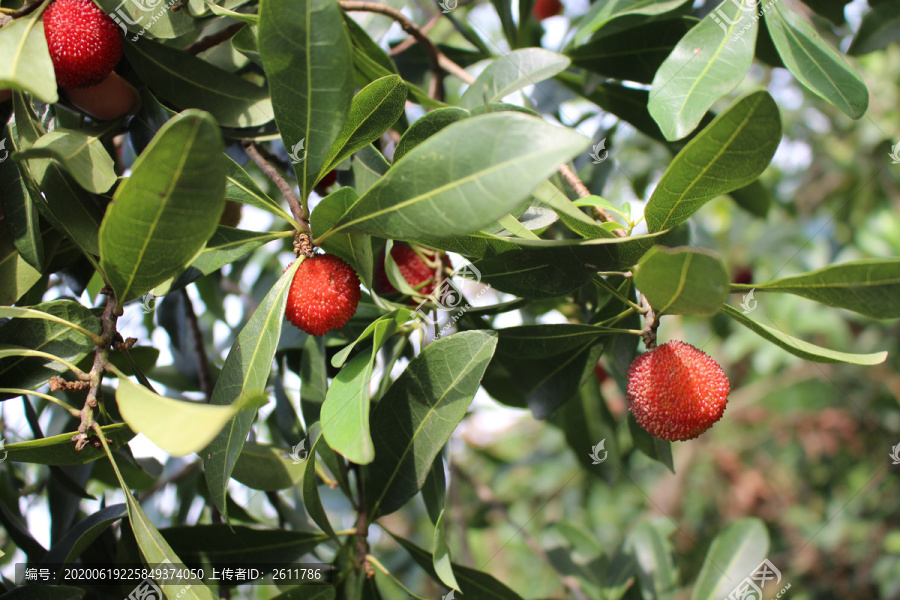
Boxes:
[640,294,659,350]
[558,164,627,238]
[242,140,310,234]
[181,288,214,403]
[352,463,371,575]
[389,13,440,56]
[73,287,120,451]
[340,1,445,102]
[183,23,245,55]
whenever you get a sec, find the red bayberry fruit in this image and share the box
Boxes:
[374,243,451,299]
[732,266,753,285]
[532,0,562,21]
[315,169,338,196]
[43,0,122,88]
[285,254,361,336]
[626,341,730,441]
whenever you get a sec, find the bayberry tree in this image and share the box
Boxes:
[0,0,898,598]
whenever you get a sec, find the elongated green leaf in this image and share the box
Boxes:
[750,259,900,319]
[4,424,134,465]
[161,524,323,566]
[231,441,305,490]
[100,110,226,308]
[0,231,43,307]
[765,2,868,118]
[321,75,407,177]
[13,93,103,257]
[388,532,525,600]
[103,453,217,600]
[848,2,900,55]
[568,18,695,85]
[364,331,497,517]
[203,260,300,519]
[625,521,677,600]
[689,518,768,600]
[634,246,729,315]
[15,128,117,194]
[321,317,397,464]
[310,188,373,289]
[721,304,887,365]
[206,1,260,24]
[116,375,258,457]
[645,91,781,232]
[574,0,690,44]
[433,509,460,591]
[0,151,43,269]
[94,0,195,39]
[302,423,338,540]
[183,228,290,281]
[326,113,588,241]
[393,107,469,163]
[649,0,757,141]
[224,155,296,224]
[123,39,274,128]
[0,301,101,395]
[259,0,354,199]
[0,16,57,103]
[42,504,127,566]
[628,413,674,472]
[460,48,570,109]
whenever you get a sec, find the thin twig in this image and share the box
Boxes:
[183,23,245,55]
[340,1,445,101]
[640,294,659,350]
[352,463,371,574]
[389,13,440,56]
[181,288,214,403]
[242,140,310,234]
[558,164,627,237]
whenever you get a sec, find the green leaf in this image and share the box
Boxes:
[4,424,134,465]
[645,91,781,232]
[765,2,868,118]
[95,0,195,39]
[750,259,900,319]
[161,524,323,565]
[574,0,691,44]
[549,375,620,475]
[352,144,391,195]
[224,155,297,224]
[231,441,305,490]
[178,227,291,283]
[14,128,117,194]
[310,188,374,289]
[42,504,127,566]
[123,38,274,128]
[259,0,354,199]
[321,317,398,464]
[0,301,100,395]
[0,16,58,103]
[728,179,772,218]
[203,260,301,520]
[625,520,677,600]
[848,2,900,55]
[689,518,769,600]
[325,113,588,241]
[433,509,460,591]
[649,0,757,141]
[388,532,525,600]
[302,423,338,540]
[0,150,43,269]
[99,109,226,308]
[721,304,887,365]
[459,48,570,109]
[321,74,408,177]
[393,107,469,163]
[206,1,260,24]
[634,246,729,315]
[628,413,674,472]
[567,18,696,85]
[115,374,258,457]
[363,331,497,517]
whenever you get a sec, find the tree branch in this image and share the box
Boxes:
[558,164,627,238]
[242,140,310,234]
[640,294,660,350]
[181,288,214,403]
[339,1,445,101]
[183,22,245,55]
[352,463,371,575]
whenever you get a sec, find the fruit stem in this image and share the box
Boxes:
[242,139,310,236]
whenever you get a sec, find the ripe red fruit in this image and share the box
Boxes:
[732,266,753,285]
[374,243,451,299]
[314,169,338,195]
[532,0,562,21]
[626,341,730,441]
[43,0,122,88]
[285,254,361,336]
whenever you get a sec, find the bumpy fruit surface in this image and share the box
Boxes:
[43,0,123,88]
[532,0,562,21]
[285,254,361,336]
[374,243,451,299]
[626,341,730,441]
